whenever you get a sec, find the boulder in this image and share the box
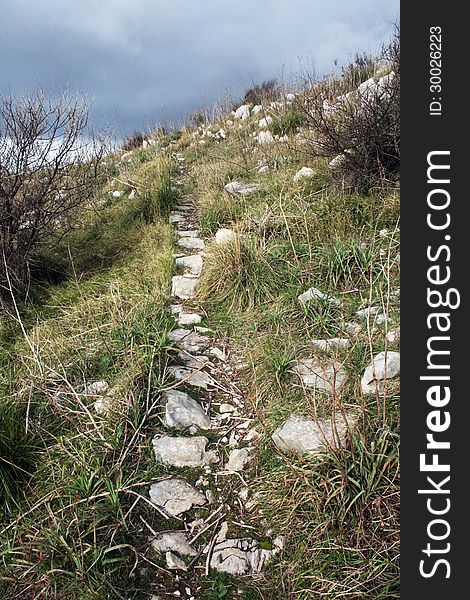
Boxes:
[177,237,205,250]
[258,116,273,128]
[257,131,275,145]
[310,338,350,351]
[151,531,197,557]
[167,365,213,390]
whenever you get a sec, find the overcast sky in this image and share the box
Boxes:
[1,0,399,137]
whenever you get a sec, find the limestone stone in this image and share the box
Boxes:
[171,276,198,300]
[272,413,357,454]
[149,478,206,516]
[175,254,203,276]
[210,537,283,575]
[167,366,213,389]
[152,436,218,467]
[361,351,400,394]
[293,167,315,182]
[225,448,252,472]
[224,181,261,196]
[298,287,342,307]
[151,532,197,557]
[177,237,205,250]
[163,390,211,430]
[310,338,350,351]
[292,357,348,395]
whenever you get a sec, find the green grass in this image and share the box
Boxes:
[1,67,400,598]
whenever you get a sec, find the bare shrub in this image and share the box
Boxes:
[244,78,282,105]
[301,37,400,192]
[0,88,106,294]
[122,130,145,151]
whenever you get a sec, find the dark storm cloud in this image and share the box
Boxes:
[0,0,399,135]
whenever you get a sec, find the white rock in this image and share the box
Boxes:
[233,104,251,120]
[219,403,236,414]
[225,448,252,472]
[175,254,203,276]
[224,181,261,196]
[112,190,123,198]
[128,189,137,200]
[251,105,263,115]
[165,551,187,571]
[286,93,296,101]
[169,213,186,224]
[176,352,210,369]
[142,140,149,149]
[171,276,198,300]
[361,351,400,394]
[215,228,237,245]
[84,380,109,395]
[177,237,205,250]
[356,306,380,319]
[278,135,289,142]
[257,131,275,145]
[177,230,199,238]
[151,532,197,557]
[298,287,342,307]
[178,312,202,325]
[257,165,270,174]
[386,328,399,343]
[209,347,227,361]
[375,313,387,325]
[152,436,218,467]
[293,167,315,182]
[311,338,350,351]
[149,478,207,516]
[329,154,347,169]
[210,537,283,575]
[343,321,362,336]
[258,116,273,128]
[163,390,211,430]
[379,228,389,238]
[94,396,117,415]
[293,357,348,395]
[167,329,211,353]
[272,413,356,454]
[167,366,213,390]
[357,77,378,100]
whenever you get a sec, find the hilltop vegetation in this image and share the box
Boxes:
[1,40,399,599]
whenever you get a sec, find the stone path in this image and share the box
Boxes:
[146,196,283,589]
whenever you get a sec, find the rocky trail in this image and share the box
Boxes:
[144,165,400,598]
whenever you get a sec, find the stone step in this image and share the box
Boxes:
[152,435,218,467]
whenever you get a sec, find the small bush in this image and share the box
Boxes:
[244,78,282,105]
[122,130,145,151]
